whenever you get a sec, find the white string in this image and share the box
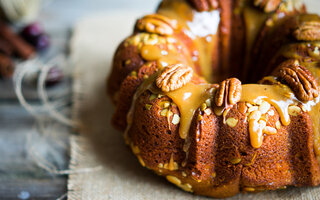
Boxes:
[26,129,102,176]
[13,58,46,118]
[37,55,76,126]
[56,193,67,200]
[13,56,76,127]
[13,56,102,179]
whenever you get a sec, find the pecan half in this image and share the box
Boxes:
[135,14,177,36]
[188,0,218,11]
[215,78,242,108]
[293,21,320,41]
[254,0,282,13]
[274,59,319,101]
[156,64,193,92]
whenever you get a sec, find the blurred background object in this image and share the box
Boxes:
[0,0,41,23]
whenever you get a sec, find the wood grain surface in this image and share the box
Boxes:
[0,0,159,199]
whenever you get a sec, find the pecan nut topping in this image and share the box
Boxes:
[156,64,193,92]
[215,78,242,108]
[293,21,320,41]
[188,0,218,11]
[135,14,177,36]
[275,59,319,101]
[253,0,282,13]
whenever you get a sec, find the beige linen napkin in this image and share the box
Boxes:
[68,7,320,200]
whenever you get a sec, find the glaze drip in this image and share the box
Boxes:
[241,84,297,126]
[164,83,215,139]
[126,71,215,141]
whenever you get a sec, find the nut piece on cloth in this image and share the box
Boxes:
[156,64,193,92]
[215,77,242,108]
[274,59,319,101]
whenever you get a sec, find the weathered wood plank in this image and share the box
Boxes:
[0,178,67,200]
[0,102,69,199]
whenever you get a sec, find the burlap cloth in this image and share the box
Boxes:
[68,10,320,200]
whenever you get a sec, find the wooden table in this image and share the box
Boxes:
[0,0,158,199]
[0,102,68,199]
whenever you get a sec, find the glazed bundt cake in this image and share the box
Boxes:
[107,0,320,198]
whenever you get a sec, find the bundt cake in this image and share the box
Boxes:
[107,0,320,198]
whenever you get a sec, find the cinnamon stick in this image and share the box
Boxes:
[0,21,35,59]
[0,53,13,78]
[0,37,13,56]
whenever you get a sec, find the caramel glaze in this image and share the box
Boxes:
[124,0,320,159]
[157,0,221,82]
[129,0,313,149]
[162,83,215,139]
[241,83,320,148]
[264,41,320,158]
[149,1,320,152]
[125,71,215,140]
[125,0,224,147]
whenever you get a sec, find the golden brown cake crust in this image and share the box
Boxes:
[107,41,145,103]
[126,88,320,196]
[111,62,158,130]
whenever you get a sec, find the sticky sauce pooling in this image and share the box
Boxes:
[241,84,297,126]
